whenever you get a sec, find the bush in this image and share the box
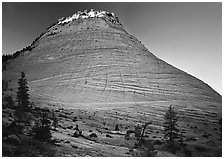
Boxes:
[115,124,119,131]
[3,134,56,156]
[7,121,24,135]
[72,128,82,138]
[32,109,52,141]
[5,96,14,108]
[141,141,157,157]
[133,139,157,157]
[134,124,141,140]
[7,134,21,145]
[32,125,52,141]
[154,140,162,145]
[165,141,182,154]
[89,133,98,138]
[13,138,55,156]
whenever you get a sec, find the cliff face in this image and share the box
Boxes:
[3,10,221,149]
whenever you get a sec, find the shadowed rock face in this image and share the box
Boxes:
[3,11,221,130]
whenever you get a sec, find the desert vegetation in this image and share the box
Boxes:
[4,74,220,157]
[2,72,59,156]
[2,73,222,156]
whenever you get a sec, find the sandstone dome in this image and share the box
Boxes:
[3,9,222,142]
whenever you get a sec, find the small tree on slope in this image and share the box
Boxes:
[163,105,179,144]
[15,72,30,128]
[17,71,30,111]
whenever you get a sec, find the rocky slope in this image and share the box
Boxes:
[2,9,222,156]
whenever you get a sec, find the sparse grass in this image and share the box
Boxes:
[2,93,221,157]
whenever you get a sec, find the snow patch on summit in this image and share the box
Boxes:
[58,9,116,25]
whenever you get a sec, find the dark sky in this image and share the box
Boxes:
[2,2,222,94]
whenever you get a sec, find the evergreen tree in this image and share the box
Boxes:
[32,109,52,141]
[163,105,179,143]
[14,72,30,129]
[17,71,30,111]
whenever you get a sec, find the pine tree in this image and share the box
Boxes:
[14,72,30,128]
[17,71,30,111]
[163,105,179,143]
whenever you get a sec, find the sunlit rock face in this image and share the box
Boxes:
[3,10,221,130]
